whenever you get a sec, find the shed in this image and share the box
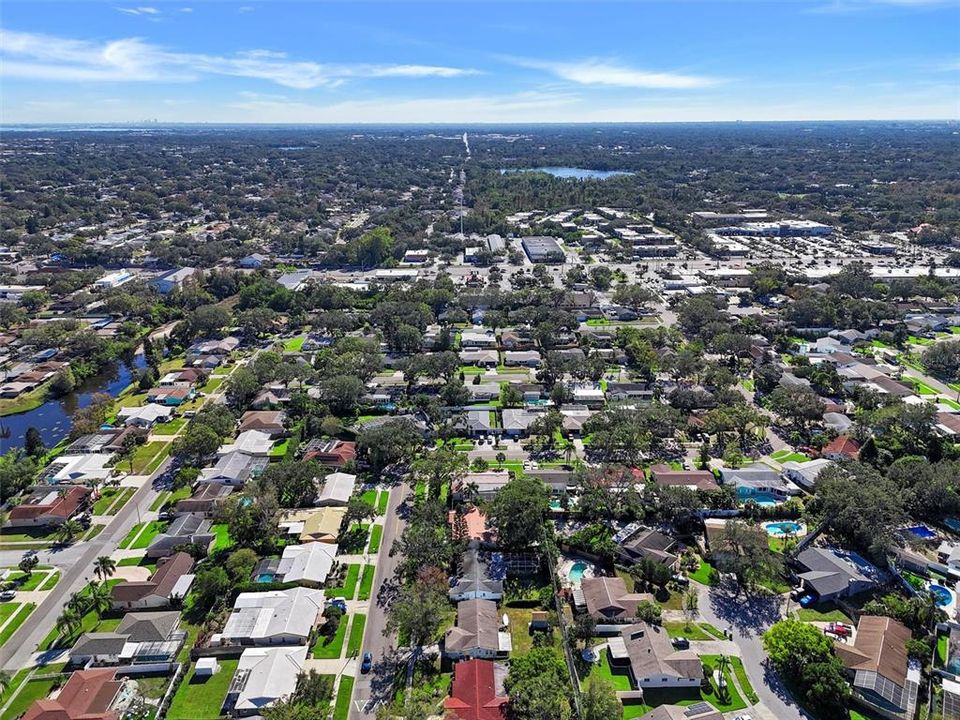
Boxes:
[195,657,219,676]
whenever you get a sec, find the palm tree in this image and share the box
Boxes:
[66,591,88,616]
[55,607,81,643]
[87,583,112,618]
[54,519,83,546]
[0,671,10,695]
[495,452,506,469]
[93,556,117,584]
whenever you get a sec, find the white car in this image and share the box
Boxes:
[733,715,753,720]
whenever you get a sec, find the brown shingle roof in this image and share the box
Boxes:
[22,669,122,720]
[110,552,193,603]
[836,615,910,687]
[445,600,500,654]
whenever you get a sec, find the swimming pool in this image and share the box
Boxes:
[568,561,589,583]
[906,525,937,540]
[765,521,805,537]
[740,491,780,506]
[946,518,960,532]
[256,573,276,583]
[550,499,563,510]
[930,584,953,607]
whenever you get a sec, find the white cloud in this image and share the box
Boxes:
[179,7,193,13]
[0,28,479,88]
[509,57,719,89]
[115,6,160,16]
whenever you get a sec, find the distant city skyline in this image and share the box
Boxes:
[2,0,958,123]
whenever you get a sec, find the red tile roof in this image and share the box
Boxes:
[22,669,122,720]
[444,659,507,720]
[822,435,860,459]
[8,487,90,522]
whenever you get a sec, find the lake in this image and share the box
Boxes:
[0,354,146,450]
[500,166,634,180]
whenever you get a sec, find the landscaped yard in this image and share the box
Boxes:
[312,615,349,658]
[357,565,375,601]
[687,558,715,585]
[794,604,852,623]
[129,521,167,550]
[284,335,306,352]
[200,376,224,393]
[663,621,724,641]
[332,676,354,720]
[327,564,360,600]
[0,603,37,647]
[581,646,633,692]
[368,525,383,554]
[0,671,69,720]
[375,490,389,514]
[152,418,187,436]
[3,566,57,592]
[149,485,191,512]
[346,613,366,656]
[210,523,233,552]
[129,441,171,474]
[93,486,136,515]
[770,449,810,464]
[729,655,759,704]
[117,556,157,573]
[165,659,238,720]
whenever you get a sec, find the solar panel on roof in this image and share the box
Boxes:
[684,702,714,717]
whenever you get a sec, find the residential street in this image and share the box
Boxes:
[695,581,813,720]
[0,460,167,670]
[349,482,410,718]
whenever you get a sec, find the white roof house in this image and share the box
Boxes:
[43,454,113,484]
[117,404,174,427]
[277,543,338,585]
[315,472,356,506]
[217,430,274,457]
[782,458,834,490]
[220,587,324,645]
[227,645,308,717]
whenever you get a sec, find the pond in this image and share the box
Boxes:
[499,167,634,180]
[0,354,146,449]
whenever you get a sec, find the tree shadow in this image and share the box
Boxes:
[706,585,782,639]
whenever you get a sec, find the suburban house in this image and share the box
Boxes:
[300,438,356,467]
[444,599,512,660]
[145,515,215,558]
[174,483,234,516]
[111,552,195,610]
[460,330,498,348]
[609,623,703,689]
[443,658,509,720]
[502,350,541,368]
[217,587,324,646]
[70,611,184,669]
[315,472,356,506]
[460,350,499,368]
[795,547,883,602]
[577,576,653,621]
[782,458,834,491]
[449,544,504,602]
[238,410,287,437]
[223,646,309,718]
[449,508,496,545]
[199,451,269,486]
[149,267,196,294]
[42,455,113,485]
[648,464,718,492]
[117,404,174,428]
[6,486,90,527]
[468,383,501,403]
[296,507,347,543]
[835,616,919,720]
[458,410,496,437]
[636,703,723,720]
[146,386,193,406]
[616,527,679,569]
[823,435,861,461]
[501,409,539,437]
[719,464,800,503]
[455,471,511,500]
[217,430,274,457]
[253,542,338,587]
[21,669,124,720]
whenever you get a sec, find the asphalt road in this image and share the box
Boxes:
[349,482,410,719]
[0,460,168,671]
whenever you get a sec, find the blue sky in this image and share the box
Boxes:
[2,0,958,123]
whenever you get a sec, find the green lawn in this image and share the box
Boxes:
[937,633,949,668]
[284,335,307,352]
[664,621,723,641]
[347,613,366,656]
[359,489,377,506]
[794,605,852,623]
[741,378,755,391]
[0,527,58,544]
[0,673,68,720]
[152,418,187,436]
[375,490,389,515]
[130,441,169,474]
[328,564,360,600]
[0,603,22,628]
[940,398,960,411]
[369,525,383,554]
[38,570,60,591]
[582,647,633,692]
[269,437,291,458]
[210,523,233,552]
[93,486,136,515]
[200,377,224,393]
[3,567,56,592]
[769,449,810,464]
[149,485,191,512]
[312,615,349,658]
[117,556,157,573]
[166,659,238,720]
[688,558,715,585]
[130,521,167,550]
[0,603,36,647]
[357,565,376,601]
[332,676,354,720]
[729,656,759,704]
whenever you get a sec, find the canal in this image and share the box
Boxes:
[0,354,146,451]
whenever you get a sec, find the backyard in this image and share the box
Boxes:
[165,659,239,720]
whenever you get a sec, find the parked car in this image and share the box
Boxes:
[327,597,348,612]
[671,637,689,650]
[0,590,16,601]
[361,652,373,674]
